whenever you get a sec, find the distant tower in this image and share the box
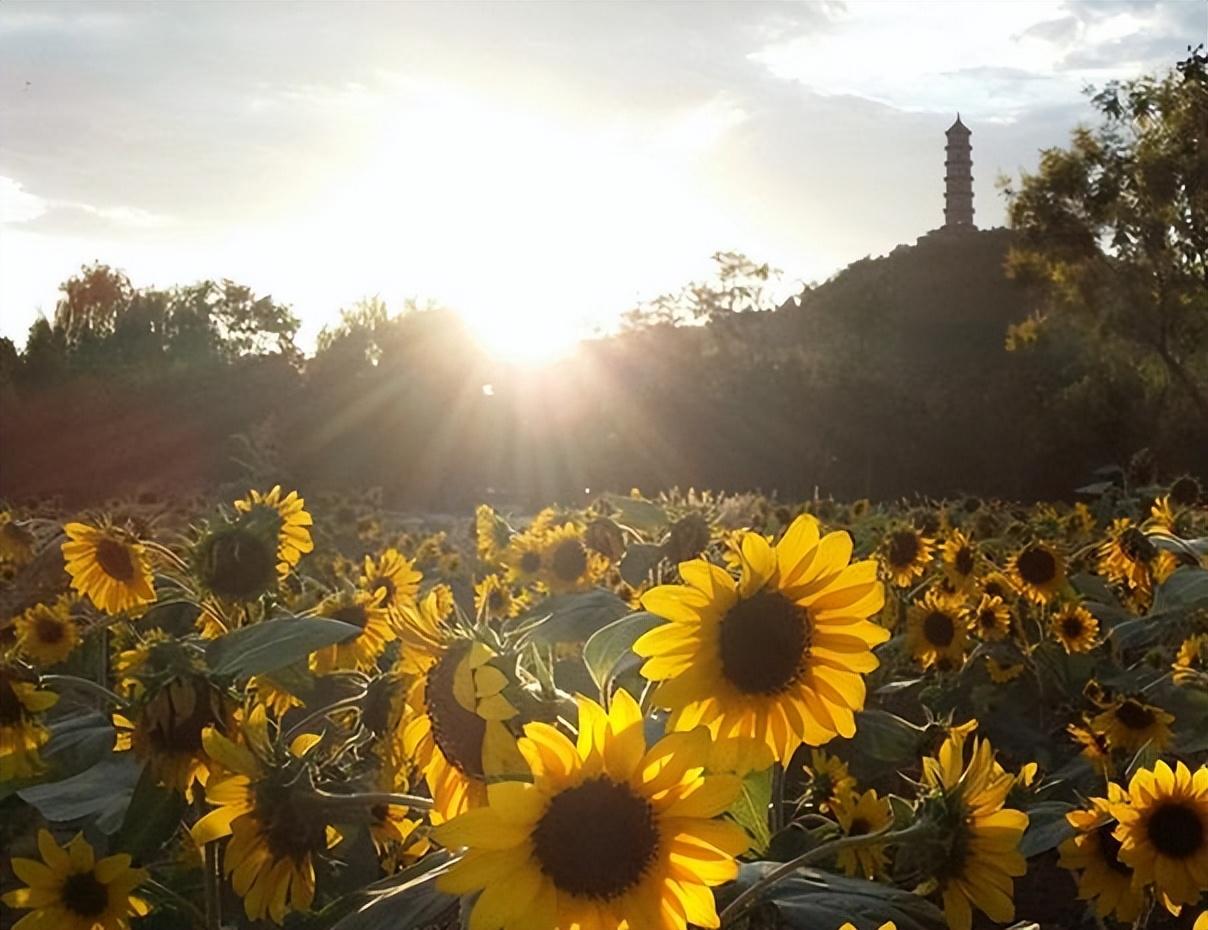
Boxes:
[943,115,975,230]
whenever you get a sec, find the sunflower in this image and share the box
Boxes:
[832,787,892,879]
[191,513,281,603]
[15,598,79,666]
[918,733,1028,930]
[801,748,857,814]
[233,485,313,574]
[398,591,526,823]
[965,593,1010,642]
[114,674,233,797]
[251,674,304,717]
[61,522,155,616]
[1098,518,1157,596]
[1050,602,1099,654]
[977,571,1017,603]
[435,690,750,930]
[0,511,35,565]
[539,523,606,593]
[1174,634,1208,687]
[1,829,149,930]
[369,799,430,873]
[984,656,1025,684]
[360,547,421,616]
[503,528,546,585]
[881,526,935,588]
[309,590,395,674]
[474,573,518,620]
[941,531,979,592]
[0,669,58,780]
[192,707,339,925]
[1068,720,1113,776]
[476,504,511,563]
[1008,541,1065,604]
[1112,759,1208,912]
[635,514,888,762]
[1090,696,1174,754]
[1058,783,1144,924]
[906,588,968,669]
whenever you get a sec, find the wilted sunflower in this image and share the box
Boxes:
[1091,696,1174,755]
[881,526,935,588]
[114,674,233,797]
[984,656,1025,684]
[965,593,1010,642]
[192,513,282,603]
[309,590,395,674]
[15,598,79,666]
[0,669,58,780]
[360,547,421,617]
[1008,541,1065,604]
[1098,518,1157,596]
[0,511,35,565]
[475,504,511,563]
[192,707,339,925]
[369,799,430,873]
[435,690,750,930]
[1,829,149,930]
[1058,783,1144,924]
[474,573,517,620]
[233,485,313,574]
[1173,633,1208,686]
[61,522,156,615]
[918,733,1028,930]
[1112,759,1208,912]
[1068,719,1113,776]
[832,787,892,879]
[539,523,606,593]
[941,531,979,592]
[906,589,968,669]
[801,748,857,814]
[398,591,525,822]
[635,514,888,762]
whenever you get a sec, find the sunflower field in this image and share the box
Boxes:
[1,478,1207,930]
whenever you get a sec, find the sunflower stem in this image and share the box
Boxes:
[718,819,931,927]
[770,762,786,834]
[143,878,207,929]
[203,840,221,930]
[304,789,434,811]
[281,692,366,743]
[40,673,125,707]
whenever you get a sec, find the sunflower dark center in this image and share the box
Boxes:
[424,644,487,777]
[923,610,956,647]
[1114,700,1155,731]
[488,589,505,610]
[979,609,999,631]
[519,551,541,574]
[983,580,1007,599]
[95,538,135,582]
[1120,528,1156,563]
[331,605,370,641]
[199,527,277,600]
[260,795,330,860]
[1016,546,1057,585]
[145,680,221,755]
[954,547,975,576]
[887,531,920,568]
[719,590,809,695]
[848,817,871,836]
[35,614,66,644]
[532,776,658,900]
[0,676,22,724]
[62,871,109,918]
[1146,802,1204,859]
[551,539,588,582]
[370,576,396,606]
[1061,616,1085,640]
[1095,826,1132,875]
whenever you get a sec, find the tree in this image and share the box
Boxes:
[1006,48,1208,421]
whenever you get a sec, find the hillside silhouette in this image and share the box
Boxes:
[1,228,1202,507]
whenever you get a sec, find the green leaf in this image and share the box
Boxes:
[1,710,119,801]
[521,589,632,646]
[601,493,668,535]
[18,754,141,830]
[329,850,459,930]
[582,611,663,694]
[1018,801,1075,857]
[205,615,360,678]
[1152,566,1208,613]
[847,709,925,764]
[727,767,773,855]
[618,543,663,587]
[111,761,187,861]
[719,864,946,930]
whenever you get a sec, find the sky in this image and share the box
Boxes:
[0,0,1203,361]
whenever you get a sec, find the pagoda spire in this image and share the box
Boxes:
[943,114,975,229]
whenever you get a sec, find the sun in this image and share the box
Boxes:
[466,305,582,364]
